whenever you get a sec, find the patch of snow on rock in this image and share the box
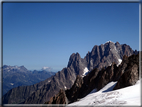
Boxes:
[82,67,89,77]
[117,59,122,66]
[48,80,51,83]
[64,86,67,90]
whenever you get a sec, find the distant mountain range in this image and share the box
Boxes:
[2,65,55,95]
[2,41,138,104]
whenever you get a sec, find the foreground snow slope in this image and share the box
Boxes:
[68,79,141,106]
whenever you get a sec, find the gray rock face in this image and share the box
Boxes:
[47,53,139,104]
[45,75,84,104]
[45,89,67,104]
[2,75,54,104]
[113,54,139,90]
[23,52,86,104]
[67,52,87,75]
[2,42,137,104]
[84,41,135,71]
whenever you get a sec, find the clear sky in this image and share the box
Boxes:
[3,2,139,71]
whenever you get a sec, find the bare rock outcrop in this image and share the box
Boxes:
[45,89,67,104]
[113,54,139,90]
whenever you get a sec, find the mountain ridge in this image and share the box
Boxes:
[46,53,140,104]
[2,65,56,95]
[2,41,138,104]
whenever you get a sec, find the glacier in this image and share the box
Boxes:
[68,79,141,106]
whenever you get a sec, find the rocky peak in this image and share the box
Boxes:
[104,40,115,46]
[67,52,81,67]
[19,66,28,72]
[67,52,87,76]
[2,42,137,104]
[105,41,115,44]
[47,53,139,104]
[2,65,28,73]
[121,44,133,56]
[84,41,135,71]
[115,41,120,46]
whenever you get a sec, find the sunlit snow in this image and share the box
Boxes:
[64,86,67,90]
[68,79,141,106]
[117,59,122,66]
[82,67,89,77]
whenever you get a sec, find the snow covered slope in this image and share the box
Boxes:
[68,79,141,106]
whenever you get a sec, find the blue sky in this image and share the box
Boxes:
[3,3,139,71]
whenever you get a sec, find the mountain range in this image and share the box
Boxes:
[2,65,55,95]
[2,41,138,104]
[46,53,140,105]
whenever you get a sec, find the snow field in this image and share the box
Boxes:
[68,79,141,106]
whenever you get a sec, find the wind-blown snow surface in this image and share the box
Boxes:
[68,79,141,106]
